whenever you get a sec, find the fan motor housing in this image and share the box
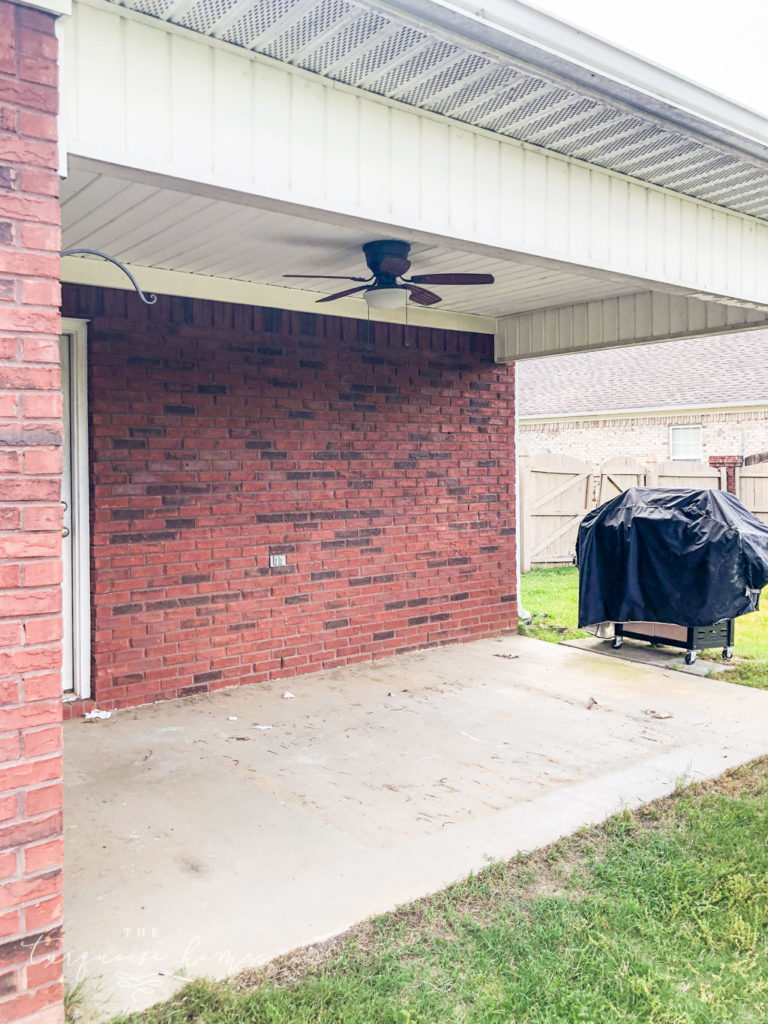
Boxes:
[362,239,411,275]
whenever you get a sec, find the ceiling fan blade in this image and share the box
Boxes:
[406,284,441,306]
[284,274,370,281]
[316,285,371,303]
[408,273,495,285]
[378,256,411,276]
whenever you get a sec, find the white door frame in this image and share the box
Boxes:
[61,318,91,698]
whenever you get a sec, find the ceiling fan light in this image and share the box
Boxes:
[364,287,407,310]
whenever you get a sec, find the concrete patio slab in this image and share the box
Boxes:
[64,634,768,1019]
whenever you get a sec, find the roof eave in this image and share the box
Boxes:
[382,0,768,164]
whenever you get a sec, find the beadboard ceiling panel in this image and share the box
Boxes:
[61,167,643,317]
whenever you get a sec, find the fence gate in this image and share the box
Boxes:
[597,456,646,505]
[646,460,724,490]
[737,462,768,525]
[520,453,594,571]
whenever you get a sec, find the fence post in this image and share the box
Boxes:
[708,455,743,494]
[518,451,532,573]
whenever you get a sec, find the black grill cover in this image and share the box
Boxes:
[576,487,768,628]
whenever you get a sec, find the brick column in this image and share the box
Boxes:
[0,2,65,1022]
[709,455,743,495]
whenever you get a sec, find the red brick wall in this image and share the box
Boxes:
[0,2,64,1021]
[61,285,517,712]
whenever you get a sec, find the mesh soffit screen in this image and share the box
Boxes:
[106,0,768,221]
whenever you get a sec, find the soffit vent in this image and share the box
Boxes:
[108,0,768,220]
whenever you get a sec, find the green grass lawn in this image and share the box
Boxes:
[519,566,768,689]
[102,761,768,1024]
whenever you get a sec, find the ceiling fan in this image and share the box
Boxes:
[283,239,494,309]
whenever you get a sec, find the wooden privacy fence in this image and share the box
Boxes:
[519,454,736,571]
[736,462,768,525]
[518,453,593,572]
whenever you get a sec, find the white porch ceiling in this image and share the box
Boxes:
[61,166,643,318]
[101,0,768,220]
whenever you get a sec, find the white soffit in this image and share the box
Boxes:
[100,0,768,220]
[60,166,643,318]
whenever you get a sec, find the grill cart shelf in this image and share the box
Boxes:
[612,620,734,665]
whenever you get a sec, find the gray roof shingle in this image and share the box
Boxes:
[516,330,768,417]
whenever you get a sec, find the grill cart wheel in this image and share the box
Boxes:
[722,647,733,660]
[685,651,697,666]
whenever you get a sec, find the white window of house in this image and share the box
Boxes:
[669,425,703,461]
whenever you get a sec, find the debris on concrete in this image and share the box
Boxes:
[252,724,273,731]
[84,709,112,721]
[586,697,598,710]
[643,709,673,720]
[494,653,520,660]
[283,692,295,700]
[228,716,238,721]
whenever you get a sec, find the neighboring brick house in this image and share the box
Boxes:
[517,330,768,471]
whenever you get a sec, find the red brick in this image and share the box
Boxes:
[23,892,62,933]
[0,74,56,112]
[0,4,15,76]
[0,734,20,764]
[0,105,15,132]
[22,394,61,420]
[23,617,61,646]
[18,167,58,198]
[0,982,63,1022]
[18,54,57,89]
[0,851,17,879]
[14,1005,66,1024]
[18,7,57,35]
[23,839,62,876]
[23,506,60,532]
[0,136,58,171]
[0,249,59,277]
[0,647,61,677]
[25,955,62,989]
[24,448,61,475]
[0,306,59,333]
[22,727,61,760]
[1,195,58,227]
[0,535,59,560]
[0,912,21,940]
[0,450,21,474]
[0,756,61,795]
[0,336,17,359]
[21,280,60,308]
[23,674,60,701]
[0,393,18,416]
[17,28,57,63]
[0,703,60,734]
[0,871,61,914]
[0,364,59,390]
[23,563,62,588]
[0,796,18,823]
[23,786,62,817]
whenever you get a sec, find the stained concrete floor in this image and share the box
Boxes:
[64,634,768,1019]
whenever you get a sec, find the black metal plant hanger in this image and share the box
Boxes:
[60,248,158,305]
